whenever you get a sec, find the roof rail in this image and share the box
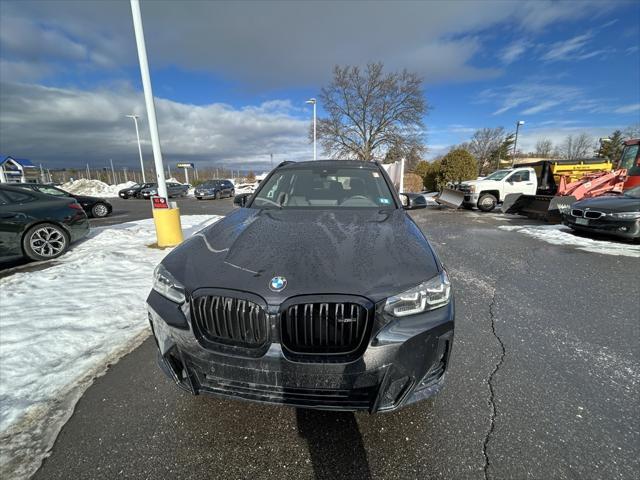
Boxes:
[276,161,295,168]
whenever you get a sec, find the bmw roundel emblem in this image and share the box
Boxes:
[269,276,287,292]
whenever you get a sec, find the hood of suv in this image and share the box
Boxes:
[163,208,441,304]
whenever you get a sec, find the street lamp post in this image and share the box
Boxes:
[512,120,525,166]
[306,98,317,160]
[110,158,116,185]
[126,114,146,183]
[130,0,168,200]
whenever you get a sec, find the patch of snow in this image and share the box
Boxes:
[235,182,258,195]
[61,179,137,198]
[499,224,640,257]
[0,215,222,479]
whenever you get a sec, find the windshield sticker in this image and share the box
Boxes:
[379,198,390,204]
[372,172,380,178]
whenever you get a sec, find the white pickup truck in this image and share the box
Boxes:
[459,167,537,211]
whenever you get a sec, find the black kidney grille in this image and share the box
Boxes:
[191,296,268,347]
[281,302,369,355]
[584,210,604,219]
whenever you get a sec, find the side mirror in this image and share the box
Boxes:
[233,193,251,207]
[401,193,427,210]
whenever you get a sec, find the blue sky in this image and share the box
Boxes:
[0,0,638,170]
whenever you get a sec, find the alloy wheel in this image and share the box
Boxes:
[29,226,66,257]
[93,203,108,217]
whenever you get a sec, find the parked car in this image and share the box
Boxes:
[10,183,112,218]
[140,182,189,199]
[118,182,156,199]
[194,179,235,200]
[562,186,640,240]
[0,185,90,261]
[147,160,454,413]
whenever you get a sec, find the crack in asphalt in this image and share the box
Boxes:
[482,286,506,480]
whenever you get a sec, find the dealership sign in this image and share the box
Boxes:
[176,162,194,169]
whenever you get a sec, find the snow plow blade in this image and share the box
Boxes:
[502,193,577,223]
[436,188,465,209]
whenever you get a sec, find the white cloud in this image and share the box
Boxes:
[499,39,530,64]
[614,103,640,114]
[478,82,617,117]
[0,82,311,169]
[0,0,620,88]
[541,33,594,61]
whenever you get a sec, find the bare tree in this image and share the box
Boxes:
[623,123,640,139]
[560,133,595,160]
[316,63,427,161]
[535,138,553,157]
[467,127,505,173]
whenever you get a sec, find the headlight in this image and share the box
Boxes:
[609,211,640,220]
[469,185,476,193]
[384,271,451,317]
[153,264,186,304]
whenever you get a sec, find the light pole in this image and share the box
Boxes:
[110,159,116,185]
[126,114,146,183]
[306,98,317,160]
[512,120,525,166]
[130,0,168,200]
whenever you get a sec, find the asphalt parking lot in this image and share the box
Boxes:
[29,206,639,480]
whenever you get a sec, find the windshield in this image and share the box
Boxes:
[623,186,640,198]
[251,166,395,208]
[201,181,220,187]
[619,144,639,170]
[484,170,512,181]
[38,186,67,196]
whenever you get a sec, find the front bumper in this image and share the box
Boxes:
[563,215,640,240]
[194,191,217,199]
[462,192,478,206]
[147,290,454,413]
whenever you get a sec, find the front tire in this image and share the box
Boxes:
[478,193,497,212]
[229,189,235,198]
[91,203,109,218]
[23,223,69,261]
[214,191,221,200]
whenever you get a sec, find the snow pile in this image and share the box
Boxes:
[0,215,222,479]
[61,179,137,197]
[499,224,640,257]
[235,182,258,195]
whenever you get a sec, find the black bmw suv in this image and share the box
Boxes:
[147,160,454,413]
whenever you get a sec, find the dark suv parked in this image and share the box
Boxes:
[0,185,89,261]
[147,160,454,413]
[11,183,112,218]
[194,179,235,200]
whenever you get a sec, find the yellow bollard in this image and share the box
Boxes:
[152,207,184,247]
